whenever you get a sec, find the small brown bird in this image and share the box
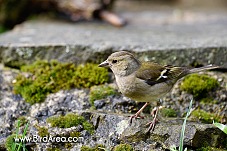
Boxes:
[99,51,219,132]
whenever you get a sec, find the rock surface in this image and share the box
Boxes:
[0,68,30,141]
[0,66,226,151]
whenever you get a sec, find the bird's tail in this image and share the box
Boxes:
[188,64,219,74]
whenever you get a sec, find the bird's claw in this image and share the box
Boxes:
[145,118,158,133]
[145,106,161,133]
[129,113,144,125]
[129,102,149,125]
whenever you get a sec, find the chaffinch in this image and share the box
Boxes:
[99,51,219,132]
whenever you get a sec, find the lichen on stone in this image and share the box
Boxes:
[89,85,117,107]
[197,146,226,151]
[13,60,109,104]
[46,113,94,134]
[46,147,61,151]
[80,144,105,151]
[113,144,134,151]
[180,74,219,98]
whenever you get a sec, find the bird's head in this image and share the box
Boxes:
[99,51,140,77]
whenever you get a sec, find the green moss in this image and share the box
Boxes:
[81,144,105,151]
[36,126,49,137]
[65,143,72,149]
[72,64,109,88]
[5,134,27,151]
[5,134,16,151]
[70,131,81,137]
[160,107,177,117]
[180,74,219,98]
[46,113,84,128]
[46,113,94,134]
[200,97,218,104]
[47,142,73,150]
[190,109,222,123]
[46,147,61,151]
[197,146,226,151]
[13,60,109,104]
[89,85,117,107]
[113,144,134,151]
[5,120,29,151]
[82,121,95,134]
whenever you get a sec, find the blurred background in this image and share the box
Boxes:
[1,0,227,32]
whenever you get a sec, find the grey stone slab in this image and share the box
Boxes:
[0,4,227,67]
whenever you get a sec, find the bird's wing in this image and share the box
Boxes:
[135,62,188,86]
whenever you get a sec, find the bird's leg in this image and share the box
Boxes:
[129,102,149,125]
[145,106,160,133]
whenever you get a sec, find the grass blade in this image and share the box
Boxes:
[213,122,227,134]
[18,122,29,151]
[179,99,193,151]
[12,120,21,151]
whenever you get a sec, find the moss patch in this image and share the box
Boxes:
[113,144,134,151]
[47,147,61,151]
[190,109,222,123]
[46,113,94,134]
[89,85,117,107]
[180,74,219,98]
[160,107,177,117]
[70,131,81,138]
[200,97,218,104]
[197,146,226,151]
[36,126,49,137]
[80,144,105,151]
[5,134,17,151]
[13,60,109,104]
[65,143,73,149]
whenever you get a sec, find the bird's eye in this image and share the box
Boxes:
[112,60,118,64]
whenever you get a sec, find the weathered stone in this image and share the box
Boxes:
[79,111,227,150]
[0,65,226,150]
[94,99,106,109]
[30,89,91,121]
[1,4,227,68]
[0,68,30,148]
[149,120,227,149]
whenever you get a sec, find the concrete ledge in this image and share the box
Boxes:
[1,6,227,67]
[0,44,226,68]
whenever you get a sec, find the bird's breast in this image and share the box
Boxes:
[115,74,172,102]
[115,74,137,96]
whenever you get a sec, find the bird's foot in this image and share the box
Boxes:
[129,113,144,125]
[145,118,158,133]
[129,102,149,125]
[145,106,161,133]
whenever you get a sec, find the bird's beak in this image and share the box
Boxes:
[98,60,109,67]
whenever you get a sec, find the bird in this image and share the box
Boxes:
[98,51,219,132]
